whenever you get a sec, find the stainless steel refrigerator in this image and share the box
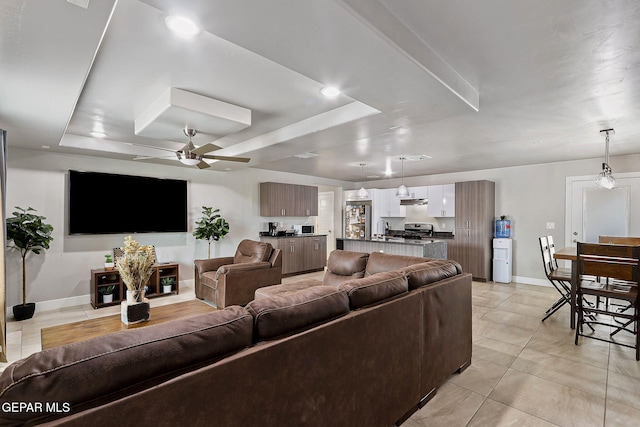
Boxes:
[345,201,371,239]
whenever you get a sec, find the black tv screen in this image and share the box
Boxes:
[68,170,188,235]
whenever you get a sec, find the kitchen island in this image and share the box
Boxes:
[336,237,447,259]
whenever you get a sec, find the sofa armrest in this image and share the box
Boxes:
[216,261,272,278]
[194,257,234,275]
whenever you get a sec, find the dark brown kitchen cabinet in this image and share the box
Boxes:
[260,235,327,276]
[450,180,495,281]
[260,182,318,216]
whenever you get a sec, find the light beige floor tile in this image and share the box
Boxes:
[511,348,608,397]
[404,382,485,427]
[473,335,523,367]
[606,370,640,411]
[480,309,542,332]
[473,288,514,302]
[448,357,509,396]
[525,326,610,370]
[495,298,557,320]
[467,398,557,427]
[506,294,559,309]
[473,294,506,309]
[489,369,605,427]
[608,345,640,380]
[473,318,536,347]
[605,399,640,426]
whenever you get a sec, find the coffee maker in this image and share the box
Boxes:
[268,222,278,237]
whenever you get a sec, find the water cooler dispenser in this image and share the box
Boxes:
[493,238,512,283]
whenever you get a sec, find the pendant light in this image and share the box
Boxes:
[596,128,616,189]
[396,157,410,197]
[356,163,370,199]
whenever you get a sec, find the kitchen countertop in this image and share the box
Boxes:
[260,234,328,238]
[337,237,446,246]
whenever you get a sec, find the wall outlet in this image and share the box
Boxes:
[546,222,555,229]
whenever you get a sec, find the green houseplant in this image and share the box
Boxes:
[6,206,54,320]
[193,206,229,258]
[98,285,116,304]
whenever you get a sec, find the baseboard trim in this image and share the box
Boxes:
[512,276,551,287]
[34,294,91,312]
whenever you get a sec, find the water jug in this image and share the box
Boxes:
[495,217,511,238]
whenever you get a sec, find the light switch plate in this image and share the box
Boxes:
[546,222,555,229]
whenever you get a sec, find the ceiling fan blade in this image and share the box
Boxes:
[196,160,211,169]
[192,143,223,155]
[201,155,251,163]
[127,142,178,153]
[133,155,176,160]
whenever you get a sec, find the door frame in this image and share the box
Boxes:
[565,171,640,247]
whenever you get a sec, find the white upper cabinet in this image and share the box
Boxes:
[410,186,429,199]
[428,184,455,217]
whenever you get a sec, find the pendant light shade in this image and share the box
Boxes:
[596,129,616,189]
[356,163,370,199]
[396,157,410,197]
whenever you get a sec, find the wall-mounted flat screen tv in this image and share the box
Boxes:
[68,170,188,235]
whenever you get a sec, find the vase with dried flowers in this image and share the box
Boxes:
[115,235,154,324]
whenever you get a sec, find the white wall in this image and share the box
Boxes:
[5,148,347,309]
[347,153,640,286]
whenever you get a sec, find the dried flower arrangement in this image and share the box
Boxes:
[115,236,155,301]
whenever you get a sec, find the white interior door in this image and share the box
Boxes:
[567,176,634,245]
[317,191,335,256]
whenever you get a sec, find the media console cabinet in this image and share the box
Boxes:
[90,263,179,308]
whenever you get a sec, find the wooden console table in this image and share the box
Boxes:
[41,300,216,350]
[90,263,180,308]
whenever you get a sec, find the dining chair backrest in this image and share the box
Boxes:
[598,235,640,245]
[547,236,560,268]
[538,236,553,277]
[577,243,640,283]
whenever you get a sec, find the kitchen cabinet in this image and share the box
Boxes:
[260,182,318,216]
[373,188,406,218]
[428,184,455,217]
[450,180,495,281]
[411,186,429,199]
[260,235,327,276]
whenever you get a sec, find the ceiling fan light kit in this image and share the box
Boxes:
[596,128,616,189]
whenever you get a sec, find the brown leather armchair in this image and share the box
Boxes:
[194,239,282,308]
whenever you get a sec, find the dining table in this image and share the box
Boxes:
[553,246,578,329]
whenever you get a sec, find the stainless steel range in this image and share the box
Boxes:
[393,222,434,239]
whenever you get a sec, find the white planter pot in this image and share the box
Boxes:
[102,294,113,304]
[104,262,114,270]
[163,285,172,293]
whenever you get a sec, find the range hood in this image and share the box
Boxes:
[400,198,428,206]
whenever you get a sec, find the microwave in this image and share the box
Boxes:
[293,225,315,234]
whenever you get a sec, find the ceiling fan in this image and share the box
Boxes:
[133,128,250,169]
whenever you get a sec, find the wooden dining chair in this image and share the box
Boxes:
[575,242,640,360]
[598,236,640,245]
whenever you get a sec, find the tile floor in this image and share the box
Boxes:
[3,276,639,426]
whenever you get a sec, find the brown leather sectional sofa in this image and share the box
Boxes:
[0,250,471,426]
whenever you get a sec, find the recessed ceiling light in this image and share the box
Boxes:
[42,145,50,149]
[405,155,432,161]
[320,86,340,98]
[165,16,200,38]
[90,131,107,138]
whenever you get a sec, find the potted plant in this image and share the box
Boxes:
[193,206,229,258]
[161,276,175,293]
[99,285,116,304]
[104,253,114,270]
[6,206,54,321]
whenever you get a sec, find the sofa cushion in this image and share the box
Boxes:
[246,286,350,341]
[364,251,429,276]
[0,306,253,424]
[402,260,462,290]
[323,250,369,288]
[234,239,273,264]
[338,271,409,309]
[254,279,323,299]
